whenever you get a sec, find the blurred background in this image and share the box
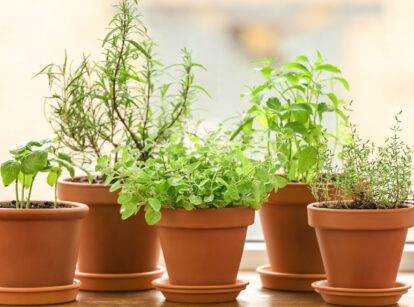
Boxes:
[1,0,414,240]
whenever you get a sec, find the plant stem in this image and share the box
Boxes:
[26,175,36,209]
[15,180,20,209]
[21,175,25,208]
[54,183,58,208]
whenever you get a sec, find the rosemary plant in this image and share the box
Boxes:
[37,0,206,177]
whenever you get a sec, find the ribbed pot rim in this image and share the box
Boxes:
[0,200,89,220]
[156,207,255,229]
[308,201,414,230]
[58,176,109,189]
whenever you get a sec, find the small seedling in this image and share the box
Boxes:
[0,136,77,208]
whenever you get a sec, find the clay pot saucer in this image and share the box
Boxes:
[153,278,249,303]
[312,280,411,306]
[0,279,80,305]
[76,266,164,292]
[257,265,325,292]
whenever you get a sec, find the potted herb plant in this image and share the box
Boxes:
[309,114,414,306]
[103,132,280,303]
[232,53,350,291]
[0,136,88,305]
[37,0,206,291]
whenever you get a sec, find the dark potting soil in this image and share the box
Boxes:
[0,201,65,209]
[69,175,118,185]
[315,201,409,210]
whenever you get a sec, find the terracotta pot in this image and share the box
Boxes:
[260,183,324,274]
[308,202,414,288]
[57,177,161,274]
[0,200,88,287]
[156,207,254,285]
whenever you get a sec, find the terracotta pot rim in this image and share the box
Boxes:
[308,201,414,230]
[276,181,309,188]
[157,207,255,229]
[256,265,325,279]
[0,200,89,219]
[58,176,109,189]
[308,201,414,213]
[313,280,410,293]
[0,279,80,293]
[153,278,248,290]
[76,266,164,279]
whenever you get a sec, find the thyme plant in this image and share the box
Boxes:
[100,131,284,224]
[312,113,412,209]
[0,136,77,208]
[37,0,205,173]
[231,52,350,183]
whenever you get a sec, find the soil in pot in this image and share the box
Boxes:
[155,207,254,286]
[0,200,88,288]
[260,183,325,275]
[308,202,414,289]
[58,177,162,291]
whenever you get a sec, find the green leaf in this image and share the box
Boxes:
[266,97,281,110]
[18,173,34,189]
[317,103,335,113]
[57,152,71,162]
[1,160,21,186]
[21,150,48,174]
[204,194,214,202]
[148,198,161,211]
[168,177,183,187]
[296,55,309,63]
[121,204,137,220]
[128,40,151,59]
[46,170,58,187]
[333,77,350,90]
[298,147,318,174]
[285,122,307,134]
[283,62,310,74]
[315,64,341,73]
[55,158,75,177]
[145,208,161,225]
[189,195,202,205]
[286,103,312,114]
[224,185,240,203]
[274,176,288,189]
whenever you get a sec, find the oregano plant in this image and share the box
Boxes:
[37,0,206,177]
[311,112,412,209]
[100,131,284,224]
[232,52,350,183]
[0,136,78,208]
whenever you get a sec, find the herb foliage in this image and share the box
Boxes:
[37,0,206,172]
[0,136,78,208]
[232,52,350,183]
[100,132,284,224]
[312,113,412,209]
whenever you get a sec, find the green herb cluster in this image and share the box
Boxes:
[312,113,412,209]
[0,136,77,208]
[232,52,350,183]
[37,0,206,168]
[100,132,286,224]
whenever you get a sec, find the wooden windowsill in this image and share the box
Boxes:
[61,271,414,306]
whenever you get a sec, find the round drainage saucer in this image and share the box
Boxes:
[312,279,411,306]
[76,266,164,291]
[152,278,249,303]
[0,279,80,305]
[257,264,325,292]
